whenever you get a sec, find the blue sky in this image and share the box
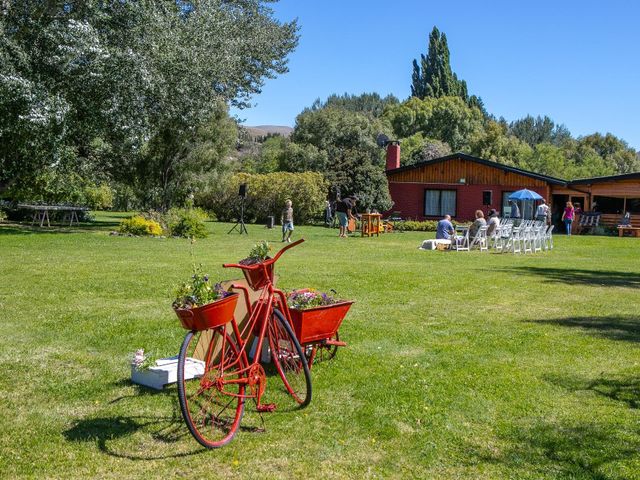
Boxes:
[232,0,640,150]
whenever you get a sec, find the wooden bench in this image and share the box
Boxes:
[617,214,640,237]
[618,226,640,237]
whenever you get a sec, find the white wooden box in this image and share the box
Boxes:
[131,356,204,390]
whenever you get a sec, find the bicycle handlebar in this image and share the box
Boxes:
[223,238,304,270]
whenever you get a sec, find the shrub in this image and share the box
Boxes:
[84,184,114,210]
[0,210,6,223]
[119,215,163,236]
[202,171,328,224]
[166,207,208,239]
[399,220,439,232]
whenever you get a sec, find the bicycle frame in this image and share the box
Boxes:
[218,238,306,409]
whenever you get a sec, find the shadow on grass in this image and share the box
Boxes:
[473,420,640,479]
[547,373,640,410]
[531,315,640,343]
[0,221,119,235]
[64,413,207,460]
[497,266,640,288]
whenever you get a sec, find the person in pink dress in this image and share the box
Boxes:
[561,201,575,236]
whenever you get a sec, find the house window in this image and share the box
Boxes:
[501,191,514,216]
[424,189,456,217]
[482,191,493,206]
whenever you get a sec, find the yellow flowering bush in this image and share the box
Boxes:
[119,215,163,236]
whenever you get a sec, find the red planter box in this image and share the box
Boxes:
[242,263,274,290]
[174,293,239,331]
[289,301,353,344]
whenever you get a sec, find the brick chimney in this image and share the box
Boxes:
[386,142,400,170]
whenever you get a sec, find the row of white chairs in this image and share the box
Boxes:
[453,219,554,253]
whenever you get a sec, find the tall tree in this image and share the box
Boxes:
[411,27,468,101]
[0,0,299,207]
[509,115,571,147]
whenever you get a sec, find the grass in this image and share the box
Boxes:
[1,212,640,479]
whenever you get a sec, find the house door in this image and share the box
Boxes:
[552,194,569,230]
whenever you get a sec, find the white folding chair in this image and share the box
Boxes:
[454,227,470,252]
[543,225,554,250]
[470,225,489,252]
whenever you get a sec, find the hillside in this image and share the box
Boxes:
[244,125,293,139]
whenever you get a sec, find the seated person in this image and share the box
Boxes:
[486,209,500,236]
[468,210,487,241]
[436,214,455,240]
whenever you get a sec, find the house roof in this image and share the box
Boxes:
[569,172,640,185]
[386,152,568,186]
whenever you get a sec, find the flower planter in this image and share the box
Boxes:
[174,293,239,331]
[289,301,353,344]
[242,262,274,290]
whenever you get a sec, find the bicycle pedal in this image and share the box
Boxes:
[256,403,276,413]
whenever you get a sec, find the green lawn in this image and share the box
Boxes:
[1,213,639,479]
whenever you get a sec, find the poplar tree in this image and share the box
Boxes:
[410,26,470,103]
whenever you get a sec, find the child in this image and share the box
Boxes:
[281,199,294,242]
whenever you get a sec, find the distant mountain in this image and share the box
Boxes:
[244,125,293,139]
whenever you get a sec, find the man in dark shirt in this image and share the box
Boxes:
[335,196,357,237]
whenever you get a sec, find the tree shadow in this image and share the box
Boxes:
[497,266,640,289]
[469,419,640,479]
[530,315,640,343]
[547,373,640,410]
[0,222,118,235]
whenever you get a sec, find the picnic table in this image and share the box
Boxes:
[18,204,88,227]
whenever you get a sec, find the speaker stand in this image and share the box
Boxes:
[228,197,248,235]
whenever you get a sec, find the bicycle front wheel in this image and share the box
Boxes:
[177,329,246,449]
[269,308,312,407]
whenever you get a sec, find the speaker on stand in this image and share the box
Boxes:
[228,183,249,235]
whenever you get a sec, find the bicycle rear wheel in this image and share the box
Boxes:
[269,308,312,407]
[177,328,246,449]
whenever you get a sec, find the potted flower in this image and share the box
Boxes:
[239,241,273,290]
[173,267,238,331]
[286,289,354,344]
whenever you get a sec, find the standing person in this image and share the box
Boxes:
[324,200,333,226]
[561,201,575,236]
[509,200,521,219]
[281,199,294,243]
[335,195,357,238]
[536,199,550,224]
[436,214,455,240]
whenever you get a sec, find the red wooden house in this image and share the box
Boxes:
[385,151,566,221]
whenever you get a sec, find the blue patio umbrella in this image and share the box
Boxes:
[508,189,543,220]
[508,189,543,201]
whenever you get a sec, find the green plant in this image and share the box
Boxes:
[0,210,7,223]
[399,220,439,232]
[84,184,114,210]
[166,207,208,239]
[118,215,163,236]
[240,240,272,265]
[131,349,156,371]
[172,266,229,309]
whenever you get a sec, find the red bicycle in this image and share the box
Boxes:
[176,239,312,448]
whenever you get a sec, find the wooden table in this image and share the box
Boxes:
[360,213,382,237]
[18,204,88,227]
